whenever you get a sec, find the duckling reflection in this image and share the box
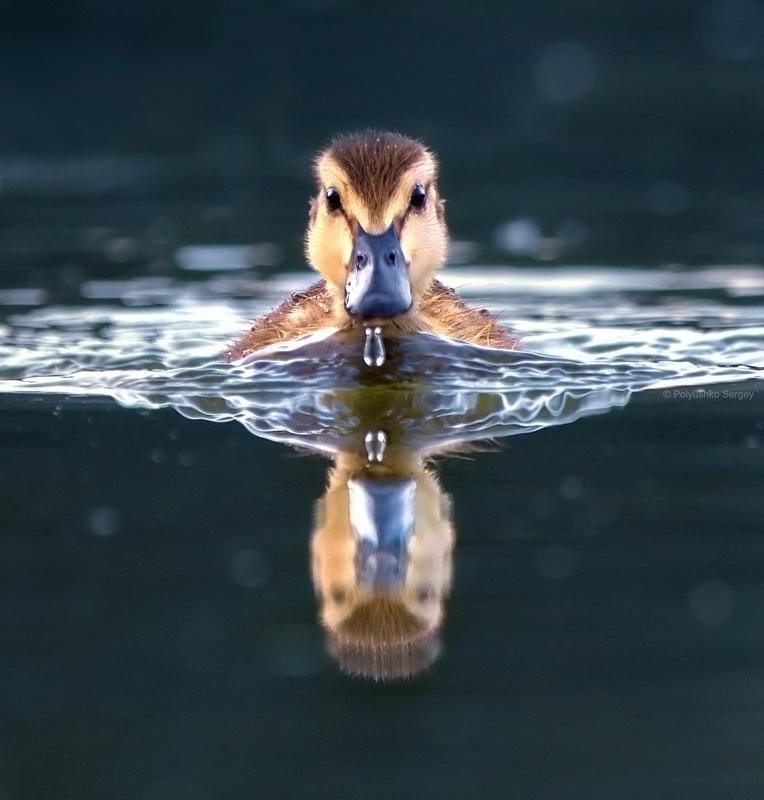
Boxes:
[155,333,638,679]
[311,437,454,680]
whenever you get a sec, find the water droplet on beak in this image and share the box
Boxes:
[363,326,386,367]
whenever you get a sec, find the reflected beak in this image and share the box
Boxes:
[348,478,415,591]
[344,224,412,320]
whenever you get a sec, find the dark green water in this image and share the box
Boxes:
[2,2,764,798]
[1,385,763,799]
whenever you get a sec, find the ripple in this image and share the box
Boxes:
[0,266,761,451]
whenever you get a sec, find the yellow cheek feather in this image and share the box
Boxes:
[400,210,448,298]
[306,212,353,292]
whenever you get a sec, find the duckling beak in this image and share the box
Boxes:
[348,478,415,592]
[345,224,412,320]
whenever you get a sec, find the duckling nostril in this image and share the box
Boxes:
[385,250,397,266]
[355,252,367,270]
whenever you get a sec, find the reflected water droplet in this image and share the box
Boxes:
[364,430,387,463]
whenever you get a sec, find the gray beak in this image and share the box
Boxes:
[348,478,415,591]
[344,224,412,319]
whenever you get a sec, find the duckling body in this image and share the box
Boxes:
[228,131,517,361]
[311,449,454,680]
[227,278,515,359]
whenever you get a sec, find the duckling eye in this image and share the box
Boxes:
[325,186,342,212]
[410,184,427,210]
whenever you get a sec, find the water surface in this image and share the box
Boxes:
[1,263,763,799]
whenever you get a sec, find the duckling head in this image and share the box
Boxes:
[311,460,454,680]
[306,130,447,327]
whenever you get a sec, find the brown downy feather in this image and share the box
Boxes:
[418,282,519,349]
[225,281,334,360]
[328,630,440,682]
[327,594,439,681]
[227,279,517,360]
[336,595,426,645]
[321,131,429,225]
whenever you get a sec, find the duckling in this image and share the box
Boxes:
[227,130,517,360]
[311,448,455,681]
